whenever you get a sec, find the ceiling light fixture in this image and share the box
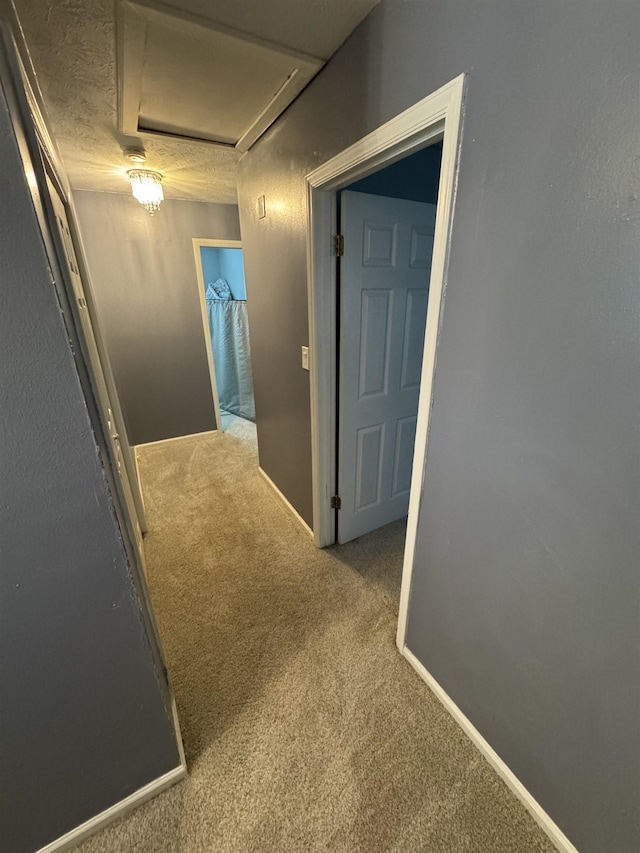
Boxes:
[128,169,164,214]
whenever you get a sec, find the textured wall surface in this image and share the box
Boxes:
[236,1,640,850]
[0,86,180,853]
[74,191,241,445]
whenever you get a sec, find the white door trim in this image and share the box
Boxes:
[195,238,244,250]
[192,238,243,431]
[305,73,464,574]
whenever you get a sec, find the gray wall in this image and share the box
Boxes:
[236,2,640,850]
[74,191,241,445]
[0,88,181,853]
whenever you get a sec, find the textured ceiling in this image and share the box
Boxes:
[13,0,379,204]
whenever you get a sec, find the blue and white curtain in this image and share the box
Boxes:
[206,299,255,422]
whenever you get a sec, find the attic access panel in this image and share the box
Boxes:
[118,1,324,152]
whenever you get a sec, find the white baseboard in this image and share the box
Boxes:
[258,467,314,539]
[135,429,218,450]
[401,647,579,853]
[170,692,188,772]
[35,764,187,853]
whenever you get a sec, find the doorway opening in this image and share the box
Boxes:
[336,142,443,546]
[192,238,256,434]
[305,74,465,650]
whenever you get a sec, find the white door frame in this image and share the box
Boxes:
[192,237,243,431]
[305,74,465,651]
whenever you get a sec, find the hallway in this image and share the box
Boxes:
[78,425,555,852]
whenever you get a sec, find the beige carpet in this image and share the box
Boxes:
[76,421,556,853]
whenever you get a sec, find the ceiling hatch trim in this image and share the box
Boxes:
[116,0,324,153]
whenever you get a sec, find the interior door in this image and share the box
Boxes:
[338,190,436,544]
[46,176,147,558]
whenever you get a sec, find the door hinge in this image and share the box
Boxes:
[331,495,342,510]
[333,234,344,256]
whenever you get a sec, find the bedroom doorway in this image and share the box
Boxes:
[305,75,464,652]
[192,238,256,433]
[336,186,439,545]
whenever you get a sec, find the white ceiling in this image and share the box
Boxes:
[13,0,380,204]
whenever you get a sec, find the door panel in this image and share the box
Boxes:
[401,289,430,389]
[363,221,396,266]
[392,414,417,497]
[338,191,436,544]
[355,423,385,510]
[410,227,435,268]
[359,289,392,397]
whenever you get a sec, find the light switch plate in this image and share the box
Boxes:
[257,194,266,219]
[301,346,309,371]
